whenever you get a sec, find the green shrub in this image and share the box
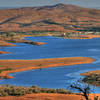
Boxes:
[56,89,67,94]
[47,88,57,93]
[40,88,48,93]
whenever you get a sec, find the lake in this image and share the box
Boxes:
[0,36,100,93]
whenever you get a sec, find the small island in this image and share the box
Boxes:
[0,40,16,47]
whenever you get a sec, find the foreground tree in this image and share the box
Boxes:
[70,81,91,100]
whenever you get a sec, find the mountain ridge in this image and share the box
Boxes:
[0,3,100,33]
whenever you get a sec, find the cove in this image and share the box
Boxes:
[0,36,100,93]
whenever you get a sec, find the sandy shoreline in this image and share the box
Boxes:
[0,40,16,47]
[0,34,100,47]
[0,57,94,79]
[81,70,100,76]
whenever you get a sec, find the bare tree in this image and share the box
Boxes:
[70,81,91,100]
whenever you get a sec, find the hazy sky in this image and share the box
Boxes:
[0,0,100,8]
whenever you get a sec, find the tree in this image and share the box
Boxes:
[70,81,91,100]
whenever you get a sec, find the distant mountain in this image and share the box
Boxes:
[0,7,18,9]
[0,3,100,33]
[94,7,100,9]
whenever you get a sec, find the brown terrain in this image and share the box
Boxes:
[63,35,100,39]
[0,3,100,33]
[0,4,100,100]
[0,34,46,47]
[0,57,94,79]
[81,70,100,86]
[81,70,100,76]
[0,40,16,46]
[0,93,99,100]
[0,51,10,54]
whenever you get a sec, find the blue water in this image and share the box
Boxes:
[0,36,100,93]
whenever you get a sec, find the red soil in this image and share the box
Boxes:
[0,93,99,100]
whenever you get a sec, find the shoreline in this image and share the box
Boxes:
[81,70,100,76]
[61,35,100,39]
[0,35,46,47]
[81,70,100,86]
[0,57,95,79]
[0,40,16,47]
[0,51,11,54]
[1,34,100,47]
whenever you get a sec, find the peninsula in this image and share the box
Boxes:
[81,70,100,86]
[0,57,94,79]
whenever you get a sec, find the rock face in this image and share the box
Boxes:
[0,3,99,33]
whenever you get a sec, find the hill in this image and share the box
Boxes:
[0,3,100,33]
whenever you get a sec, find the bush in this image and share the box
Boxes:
[56,89,67,94]
[47,88,57,93]
[0,85,73,96]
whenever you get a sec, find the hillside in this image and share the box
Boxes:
[0,3,100,33]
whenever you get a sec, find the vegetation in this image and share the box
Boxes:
[0,68,12,74]
[6,32,15,37]
[82,74,100,86]
[70,81,91,100]
[0,85,72,96]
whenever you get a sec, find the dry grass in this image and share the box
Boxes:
[0,93,99,100]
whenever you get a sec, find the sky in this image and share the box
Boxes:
[0,0,100,9]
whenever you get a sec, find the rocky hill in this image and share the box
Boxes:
[0,3,100,33]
